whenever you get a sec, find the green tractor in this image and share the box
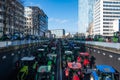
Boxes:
[94,35,104,42]
[112,31,120,43]
[35,65,53,80]
[17,56,38,80]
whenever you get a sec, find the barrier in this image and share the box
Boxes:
[0,40,47,48]
[76,41,120,50]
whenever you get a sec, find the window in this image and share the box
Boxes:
[103,8,120,11]
[103,12,120,14]
[0,27,3,32]
[103,22,111,24]
[103,15,120,18]
[103,26,113,28]
[103,5,120,8]
[103,19,114,21]
[103,29,109,31]
[0,19,4,23]
[103,1,120,4]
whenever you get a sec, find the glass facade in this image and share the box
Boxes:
[78,0,89,33]
[78,0,96,33]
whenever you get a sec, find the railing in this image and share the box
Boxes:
[0,40,47,48]
[76,41,120,50]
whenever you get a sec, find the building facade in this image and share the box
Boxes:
[113,19,120,32]
[0,0,24,37]
[24,6,48,37]
[94,0,120,37]
[50,29,65,38]
[45,30,51,38]
[78,0,96,33]
[78,0,89,33]
[87,22,93,36]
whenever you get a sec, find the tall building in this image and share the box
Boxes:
[94,0,120,37]
[0,0,24,37]
[88,0,97,23]
[113,19,120,32]
[50,29,65,38]
[78,0,89,33]
[24,6,48,37]
[78,0,96,33]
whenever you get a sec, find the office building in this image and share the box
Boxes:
[78,0,96,33]
[24,6,48,37]
[78,0,89,33]
[94,0,120,37]
[50,29,65,38]
[45,30,51,38]
[113,19,120,32]
[0,0,24,37]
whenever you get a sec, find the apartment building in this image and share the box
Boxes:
[0,0,24,37]
[24,6,48,37]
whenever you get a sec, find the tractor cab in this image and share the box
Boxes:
[35,65,52,80]
[62,50,74,68]
[50,47,57,53]
[37,48,46,58]
[91,65,119,80]
[47,54,57,61]
[64,50,74,62]
[17,56,37,80]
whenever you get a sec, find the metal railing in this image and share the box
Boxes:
[0,40,47,48]
[76,41,120,50]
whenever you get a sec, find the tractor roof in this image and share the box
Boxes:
[21,56,35,61]
[96,65,115,73]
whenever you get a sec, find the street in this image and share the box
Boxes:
[0,39,119,80]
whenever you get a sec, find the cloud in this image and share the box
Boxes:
[48,18,69,24]
[25,2,42,8]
